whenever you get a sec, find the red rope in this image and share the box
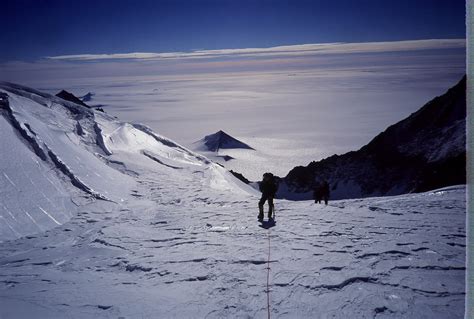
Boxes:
[266,229,271,319]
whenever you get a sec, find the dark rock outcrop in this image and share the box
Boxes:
[56,90,90,108]
[280,76,466,200]
[230,170,250,184]
[197,130,254,152]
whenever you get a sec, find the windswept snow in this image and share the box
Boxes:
[0,82,466,318]
[0,115,75,241]
[0,184,466,318]
[0,82,254,242]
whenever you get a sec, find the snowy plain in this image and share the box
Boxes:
[0,82,466,318]
[6,44,465,180]
[36,69,465,180]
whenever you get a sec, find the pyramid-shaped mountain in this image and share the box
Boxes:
[80,92,95,102]
[198,130,254,152]
[56,90,90,108]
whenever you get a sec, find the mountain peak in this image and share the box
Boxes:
[56,90,90,108]
[80,92,95,102]
[199,130,254,152]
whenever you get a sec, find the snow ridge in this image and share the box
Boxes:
[1,86,111,201]
[0,81,253,241]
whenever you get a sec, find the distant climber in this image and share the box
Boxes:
[313,180,330,205]
[258,172,279,221]
[321,180,330,205]
[313,181,322,204]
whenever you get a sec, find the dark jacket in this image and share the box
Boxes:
[313,181,330,200]
[321,181,330,197]
[259,173,278,196]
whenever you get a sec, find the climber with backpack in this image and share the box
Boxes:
[258,172,279,222]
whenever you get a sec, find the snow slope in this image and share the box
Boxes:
[0,82,254,242]
[0,185,466,318]
[0,83,466,318]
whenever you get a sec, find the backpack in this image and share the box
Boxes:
[261,173,278,194]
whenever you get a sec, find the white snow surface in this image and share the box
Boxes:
[0,82,254,242]
[0,115,75,239]
[0,83,466,318]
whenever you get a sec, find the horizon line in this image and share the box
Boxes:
[45,38,466,62]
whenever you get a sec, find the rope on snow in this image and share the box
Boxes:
[266,227,271,319]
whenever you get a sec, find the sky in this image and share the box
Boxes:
[1,0,466,62]
[0,0,467,178]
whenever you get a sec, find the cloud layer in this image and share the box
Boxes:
[46,39,465,62]
[0,38,465,178]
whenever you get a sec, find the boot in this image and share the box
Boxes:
[268,204,274,220]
